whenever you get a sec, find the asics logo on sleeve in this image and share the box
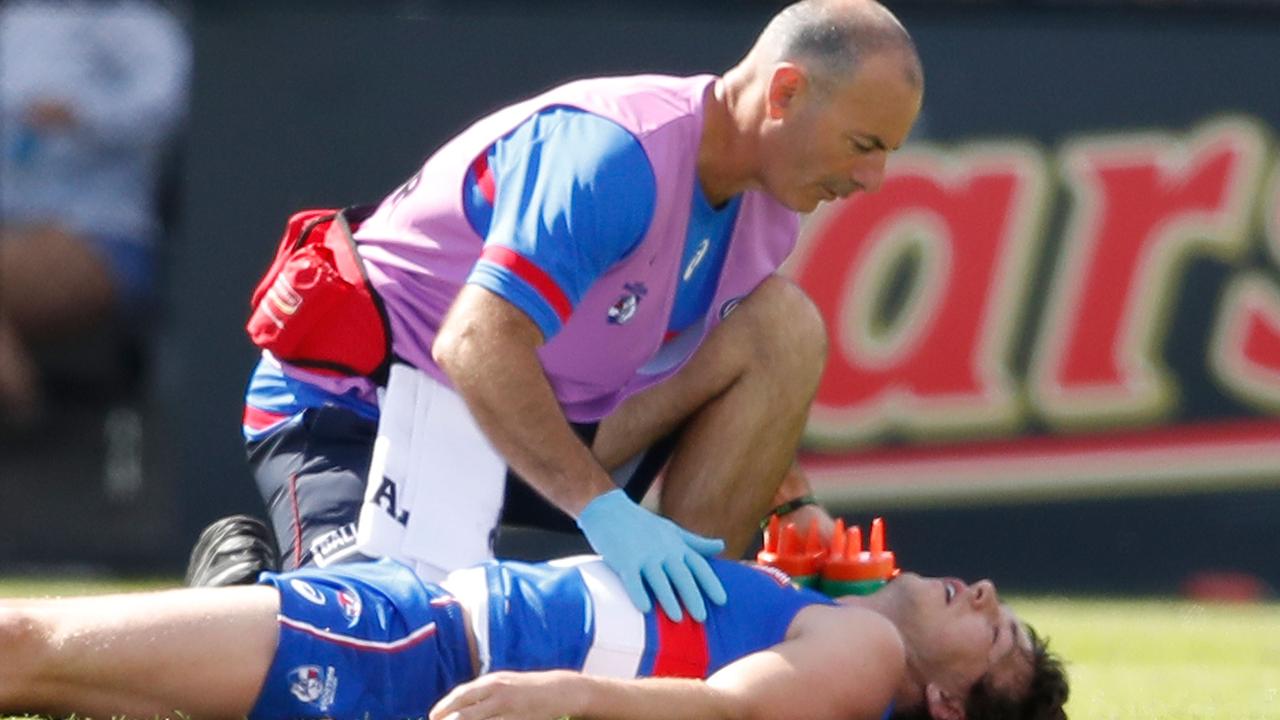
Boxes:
[683,238,711,281]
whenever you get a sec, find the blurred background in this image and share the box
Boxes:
[1,0,1278,601]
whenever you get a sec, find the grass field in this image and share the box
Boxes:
[1017,596,1280,719]
[1,579,1278,719]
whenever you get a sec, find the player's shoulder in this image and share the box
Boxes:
[789,604,907,716]
[791,598,898,634]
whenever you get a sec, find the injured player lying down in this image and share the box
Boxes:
[0,556,1067,720]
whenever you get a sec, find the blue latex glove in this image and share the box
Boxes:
[577,489,728,622]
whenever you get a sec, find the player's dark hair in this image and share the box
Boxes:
[965,625,1069,720]
[890,624,1069,720]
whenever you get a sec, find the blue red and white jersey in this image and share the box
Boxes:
[440,555,832,679]
[461,106,653,340]
[250,557,895,720]
[461,105,741,341]
[251,560,474,719]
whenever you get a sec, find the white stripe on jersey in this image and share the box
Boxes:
[549,557,646,678]
[278,614,437,652]
[440,565,493,673]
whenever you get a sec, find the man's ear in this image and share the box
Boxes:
[925,683,965,720]
[766,63,807,119]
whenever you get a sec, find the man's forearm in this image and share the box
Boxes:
[434,287,615,516]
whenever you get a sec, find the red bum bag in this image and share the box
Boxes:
[245,205,391,381]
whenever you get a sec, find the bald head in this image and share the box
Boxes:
[754,0,922,95]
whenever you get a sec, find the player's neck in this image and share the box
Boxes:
[891,674,928,718]
[833,595,926,715]
[697,72,759,206]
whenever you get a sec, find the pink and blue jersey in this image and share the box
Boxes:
[245,101,743,439]
[250,557,841,719]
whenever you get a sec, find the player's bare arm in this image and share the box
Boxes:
[429,604,904,720]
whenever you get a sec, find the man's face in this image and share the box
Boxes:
[760,52,922,213]
[876,573,1036,713]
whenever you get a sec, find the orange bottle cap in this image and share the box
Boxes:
[757,517,827,577]
[821,517,897,583]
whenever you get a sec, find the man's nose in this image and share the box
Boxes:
[851,152,887,193]
[971,579,999,613]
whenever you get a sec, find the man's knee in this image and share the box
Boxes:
[733,276,828,387]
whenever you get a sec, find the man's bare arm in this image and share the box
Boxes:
[433,284,616,516]
[436,284,728,622]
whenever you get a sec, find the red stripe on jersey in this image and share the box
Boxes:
[652,612,709,678]
[472,152,497,205]
[479,245,574,323]
[243,405,291,431]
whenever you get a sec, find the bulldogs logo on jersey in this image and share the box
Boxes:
[288,665,325,703]
[288,665,339,710]
[608,282,648,325]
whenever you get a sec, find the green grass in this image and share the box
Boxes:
[0,576,176,598]
[1,580,1278,719]
[1015,596,1280,719]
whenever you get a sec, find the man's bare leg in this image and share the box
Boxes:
[0,586,279,718]
[592,276,827,555]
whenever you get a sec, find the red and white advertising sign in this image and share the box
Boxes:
[790,117,1280,506]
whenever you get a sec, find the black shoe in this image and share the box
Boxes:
[185,514,281,587]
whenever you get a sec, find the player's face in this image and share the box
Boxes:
[878,573,1035,706]
[762,53,921,213]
